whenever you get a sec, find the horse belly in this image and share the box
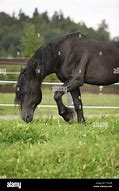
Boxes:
[85,57,119,85]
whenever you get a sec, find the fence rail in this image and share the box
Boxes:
[0,104,119,109]
[0,58,27,65]
[0,81,63,85]
[0,80,119,86]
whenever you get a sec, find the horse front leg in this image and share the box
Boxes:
[54,78,85,123]
[70,88,85,123]
[54,91,74,123]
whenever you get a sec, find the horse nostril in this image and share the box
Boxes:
[25,115,32,123]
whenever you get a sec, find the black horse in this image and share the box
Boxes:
[15,32,119,123]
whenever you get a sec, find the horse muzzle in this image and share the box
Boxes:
[21,110,33,123]
[24,115,33,123]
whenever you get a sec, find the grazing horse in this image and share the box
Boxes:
[15,32,119,123]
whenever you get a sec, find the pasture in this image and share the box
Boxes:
[0,117,118,178]
[0,91,119,178]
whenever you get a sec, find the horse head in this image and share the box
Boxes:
[15,67,42,123]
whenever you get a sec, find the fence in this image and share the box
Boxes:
[0,80,119,109]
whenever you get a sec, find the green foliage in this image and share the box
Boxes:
[0,9,118,58]
[20,23,44,57]
[97,19,110,41]
[0,117,118,178]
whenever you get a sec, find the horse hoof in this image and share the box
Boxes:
[63,108,74,123]
[78,118,86,125]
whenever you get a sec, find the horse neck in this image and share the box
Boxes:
[41,43,57,77]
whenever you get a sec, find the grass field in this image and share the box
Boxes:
[0,91,119,178]
[0,117,119,178]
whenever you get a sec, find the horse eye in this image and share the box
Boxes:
[21,92,24,96]
[21,91,26,96]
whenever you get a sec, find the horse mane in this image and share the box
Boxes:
[49,32,86,47]
[15,45,49,105]
[15,68,28,105]
[65,32,86,39]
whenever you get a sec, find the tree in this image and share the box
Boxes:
[98,19,108,31]
[41,11,49,23]
[97,19,110,41]
[18,9,29,23]
[33,8,39,18]
[20,23,44,57]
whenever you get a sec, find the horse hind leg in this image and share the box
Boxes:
[70,88,85,123]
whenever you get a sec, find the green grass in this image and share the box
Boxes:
[0,117,118,178]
